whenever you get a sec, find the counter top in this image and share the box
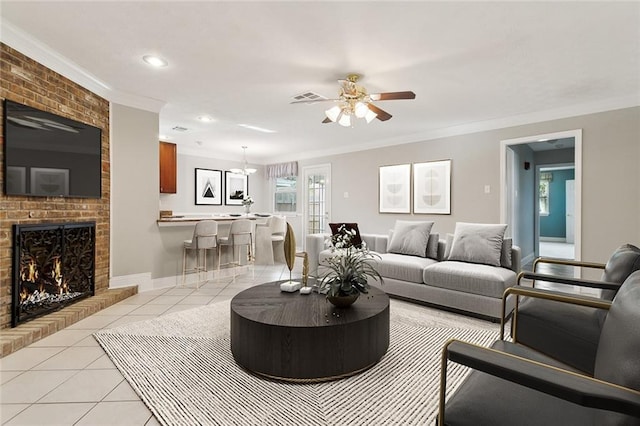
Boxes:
[157,214,271,226]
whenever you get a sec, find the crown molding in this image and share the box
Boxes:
[1,19,166,113]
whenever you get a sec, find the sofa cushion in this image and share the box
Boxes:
[377,253,438,283]
[329,222,363,248]
[423,261,516,298]
[388,220,434,258]
[448,222,507,267]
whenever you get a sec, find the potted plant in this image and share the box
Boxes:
[319,225,383,307]
[242,196,254,214]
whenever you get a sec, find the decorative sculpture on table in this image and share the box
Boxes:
[280,221,302,292]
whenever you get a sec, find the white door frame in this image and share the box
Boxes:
[500,129,582,262]
[302,163,332,248]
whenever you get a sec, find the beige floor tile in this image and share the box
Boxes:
[144,415,162,426]
[178,295,214,305]
[75,401,153,425]
[146,295,186,305]
[73,335,101,347]
[129,304,170,316]
[0,370,77,403]
[162,287,194,296]
[32,346,104,371]
[66,315,121,330]
[0,371,23,385]
[117,294,159,305]
[103,380,140,401]
[29,329,96,348]
[94,303,141,316]
[39,369,124,403]
[161,305,198,315]
[0,403,29,424]
[4,402,95,425]
[85,354,116,370]
[0,347,64,371]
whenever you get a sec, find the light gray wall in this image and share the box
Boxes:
[159,151,268,215]
[110,103,160,277]
[297,107,640,264]
[110,106,639,281]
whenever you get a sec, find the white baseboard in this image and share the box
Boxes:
[109,272,151,292]
[539,237,567,243]
[521,253,535,267]
[111,266,253,294]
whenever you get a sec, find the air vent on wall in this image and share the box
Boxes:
[291,92,327,102]
[172,126,188,132]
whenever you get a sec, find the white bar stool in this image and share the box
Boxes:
[182,220,218,288]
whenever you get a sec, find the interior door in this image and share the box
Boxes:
[302,164,331,248]
[566,179,575,244]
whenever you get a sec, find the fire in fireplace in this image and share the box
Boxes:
[12,222,95,327]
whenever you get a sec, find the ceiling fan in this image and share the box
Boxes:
[291,74,416,126]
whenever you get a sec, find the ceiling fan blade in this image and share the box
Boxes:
[322,117,332,124]
[367,103,392,121]
[370,91,416,101]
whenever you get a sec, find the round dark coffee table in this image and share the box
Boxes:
[230,281,390,382]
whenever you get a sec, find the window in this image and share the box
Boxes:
[274,176,297,212]
[539,172,552,216]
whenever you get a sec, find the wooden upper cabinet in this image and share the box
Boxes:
[159,141,177,193]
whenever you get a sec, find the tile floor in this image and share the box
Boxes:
[1,263,495,425]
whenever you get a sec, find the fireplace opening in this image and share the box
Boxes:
[12,222,95,327]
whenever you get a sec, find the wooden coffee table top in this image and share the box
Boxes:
[231,281,389,327]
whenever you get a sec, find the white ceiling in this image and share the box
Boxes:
[1,1,638,164]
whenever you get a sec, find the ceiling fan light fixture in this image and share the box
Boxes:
[364,109,377,123]
[338,112,352,127]
[354,102,369,118]
[325,105,341,122]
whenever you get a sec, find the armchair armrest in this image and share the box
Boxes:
[438,340,640,425]
[533,257,605,272]
[500,286,611,341]
[518,271,620,291]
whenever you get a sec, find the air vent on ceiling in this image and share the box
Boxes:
[291,91,327,102]
[172,126,188,132]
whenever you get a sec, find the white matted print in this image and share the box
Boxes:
[30,167,69,196]
[225,171,248,205]
[379,164,411,214]
[195,168,222,205]
[413,160,451,214]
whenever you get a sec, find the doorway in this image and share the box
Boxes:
[537,164,575,260]
[302,164,331,248]
[500,129,582,266]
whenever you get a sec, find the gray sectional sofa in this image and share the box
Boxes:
[307,222,521,321]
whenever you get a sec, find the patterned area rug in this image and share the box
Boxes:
[94,302,497,425]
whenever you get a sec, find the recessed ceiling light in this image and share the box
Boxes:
[198,116,214,123]
[142,55,168,68]
[238,123,276,133]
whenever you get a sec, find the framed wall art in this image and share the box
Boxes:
[225,171,248,205]
[195,168,222,205]
[413,159,451,214]
[379,164,411,214]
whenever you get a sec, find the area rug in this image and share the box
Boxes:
[94,302,498,425]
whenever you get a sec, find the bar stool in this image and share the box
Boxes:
[182,220,218,288]
[217,219,253,279]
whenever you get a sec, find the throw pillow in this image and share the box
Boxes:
[388,221,434,258]
[427,233,439,260]
[447,222,507,267]
[501,238,513,269]
[329,223,363,248]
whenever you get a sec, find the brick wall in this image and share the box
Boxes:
[0,44,110,329]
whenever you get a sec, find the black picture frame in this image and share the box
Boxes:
[195,168,222,205]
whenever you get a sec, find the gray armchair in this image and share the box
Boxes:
[438,270,640,425]
[514,244,640,373]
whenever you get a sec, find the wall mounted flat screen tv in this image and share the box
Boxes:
[3,99,102,198]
